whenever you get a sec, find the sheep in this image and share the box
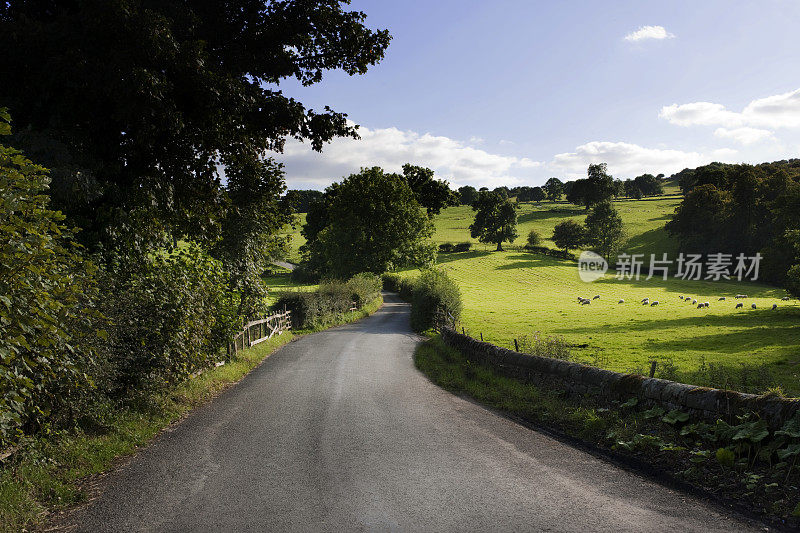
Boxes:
[703,302,710,308]
[751,303,757,309]
[718,297,726,301]
[735,303,743,309]
[581,299,591,305]
[678,295,684,300]
[697,303,704,308]
[650,301,659,306]
[618,299,625,304]
[692,299,697,305]
[641,297,649,304]
[593,295,600,300]
[772,304,778,310]
[782,296,790,301]
[735,294,748,299]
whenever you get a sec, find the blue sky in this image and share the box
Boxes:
[277,0,800,189]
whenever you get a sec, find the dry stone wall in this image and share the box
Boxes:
[441,328,799,429]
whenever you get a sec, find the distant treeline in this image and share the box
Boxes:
[666,159,800,294]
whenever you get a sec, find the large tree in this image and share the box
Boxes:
[469,191,518,251]
[401,164,459,216]
[544,177,564,201]
[0,1,391,254]
[585,200,625,260]
[458,185,479,206]
[302,167,435,277]
[551,220,585,253]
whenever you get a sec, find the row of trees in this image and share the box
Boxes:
[446,168,665,210]
[665,159,800,295]
[0,1,391,446]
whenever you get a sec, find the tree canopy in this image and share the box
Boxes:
[551,220,585,253]
[0,0,391,253]
[544,177,564,201]
[469,191,518,251]
[302,167,435,277]
[401,164,459,215]
[585,200,625,260]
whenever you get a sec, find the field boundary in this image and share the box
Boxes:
[441,327,799,428]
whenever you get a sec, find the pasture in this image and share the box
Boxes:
[281,195,799,396]
[399,250,800,396]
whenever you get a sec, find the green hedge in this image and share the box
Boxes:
[274,273,381,329]
[410,269,462,332]
[523,245,577,261]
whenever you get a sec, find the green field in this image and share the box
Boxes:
[430,197,681,258]
[282,195,800,396]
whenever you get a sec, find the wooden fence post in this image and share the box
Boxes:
[462,327,465,335]
[514,338,519,352]
[649,361,657,378]
[480,332,483,341]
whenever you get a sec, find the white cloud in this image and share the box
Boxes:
[713,127,775,145]
[280,124,541,189]
[551,141,737,178]
[660,87,800,130]
[624,25,675,42]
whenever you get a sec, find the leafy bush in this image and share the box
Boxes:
[398,277,415,301]
[274,274,381,329]
[517,332,572,360]
[439,242,455,253]
[382,273,401,291]
[346,272,381,307]
[410,269,462,332]
[526,229,542,248]
[98,244,238,399]
[453,242,472,252]
[0,122,101,445]
[524,245,577,261]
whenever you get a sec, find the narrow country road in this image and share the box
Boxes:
[66,294,760,532]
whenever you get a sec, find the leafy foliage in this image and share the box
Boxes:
[0,0,391,253]
[469,191,518,251]
[273,274,381,329]
[302,167,435,278]
[410,269,463,332]
[585,200,625,260]
[0,116,100,445]
[551,220,585,252]
[401,164,459,216]
[98,244,238,399]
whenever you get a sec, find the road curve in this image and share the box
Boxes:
[66,294,760,532]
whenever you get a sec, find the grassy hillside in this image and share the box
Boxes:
[398,251,799,396]
[280,194,800,396]
[283,196,682,261]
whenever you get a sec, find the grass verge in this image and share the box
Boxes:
[415,334,800,528]
[0,296,383,532]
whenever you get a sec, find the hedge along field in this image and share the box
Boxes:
[398,251,800,397]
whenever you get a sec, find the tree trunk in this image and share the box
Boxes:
[496,242,503,251]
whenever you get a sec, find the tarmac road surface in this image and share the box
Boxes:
[65,293,761,532]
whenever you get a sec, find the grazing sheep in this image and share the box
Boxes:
[650,301,659,306]
[735,294,748,299]
[593,295,600,300]
[751,303,757,309]
[618,299,625,304]
[679,295,684,300]
[735,303,743,309]
[692,299,697,305]
[641,297,649,304]
[782,296,790,301]
[581,299,591,305]
[703,302,710,307]
[718,297,726,301]
[772,304,778,310]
